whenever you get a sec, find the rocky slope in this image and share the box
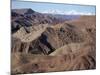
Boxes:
[11,9,96,74]
[11,9,67,34]
[11,9,80,34]
[12,23,85,55]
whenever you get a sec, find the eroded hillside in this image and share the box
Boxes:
[11,9,96,74]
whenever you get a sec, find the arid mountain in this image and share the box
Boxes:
[12,23,85,54]
[12,9,36,15]
[11,9,96,74]
[12,16,95,54]
[11,9,62,33]
[11,9,80,34]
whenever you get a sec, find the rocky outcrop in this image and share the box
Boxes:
[11,23,85,55]
[11,36,21,52]
[28,23,84,54]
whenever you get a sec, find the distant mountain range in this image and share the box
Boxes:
[11,8,80,33]
[12,8,80,20]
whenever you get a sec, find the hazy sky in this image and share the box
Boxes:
[12,0,96,15]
